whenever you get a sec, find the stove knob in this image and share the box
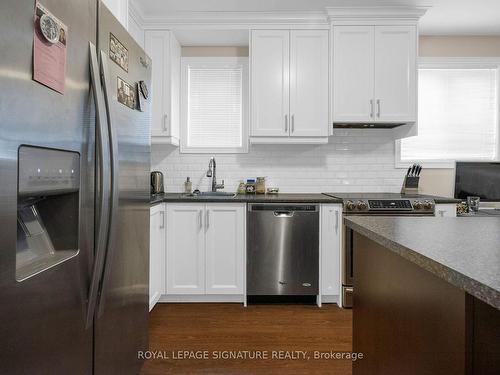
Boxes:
[413,201,422,209]
[356,200,368,210]
[345,200,355,211]
[423,200,433,209]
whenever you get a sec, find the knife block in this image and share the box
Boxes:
[401,176,420,195]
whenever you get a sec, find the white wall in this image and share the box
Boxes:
[152,130,407,193]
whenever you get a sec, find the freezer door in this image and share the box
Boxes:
[0,0,96,374]
[94,3,151,375]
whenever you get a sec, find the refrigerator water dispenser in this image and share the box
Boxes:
[16,146,81,281]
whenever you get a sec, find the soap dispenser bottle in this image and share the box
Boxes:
[184,177,192,194]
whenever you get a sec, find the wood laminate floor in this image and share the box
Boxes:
[141,303,352,375]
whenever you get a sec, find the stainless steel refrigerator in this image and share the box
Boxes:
[0,1,151,374]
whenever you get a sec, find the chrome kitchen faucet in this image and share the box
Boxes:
[206,157,224,192]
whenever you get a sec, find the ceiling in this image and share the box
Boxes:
[133,0,500,35]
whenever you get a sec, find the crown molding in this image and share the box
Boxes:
[137,10,329,28]
[326,6,429,21]
[130,4,429,29]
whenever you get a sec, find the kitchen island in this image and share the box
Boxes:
[345,216,500,375]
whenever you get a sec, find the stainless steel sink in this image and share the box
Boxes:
[183,191,237,198]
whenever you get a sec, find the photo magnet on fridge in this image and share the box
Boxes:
[117,77,136,110]
[109,33,128,72]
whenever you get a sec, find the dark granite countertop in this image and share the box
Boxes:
[150,192,343,205]
[345,216,500,310]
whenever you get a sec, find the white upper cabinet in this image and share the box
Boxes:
[332,25,417,124]
[250,29,329,142]
[145,30,181,145]
[251,30,290,137]
[373,26,417,122]
[204,204,245,295]
[101,0,128,28]
[289,30,329,137]
[332,26,374,123]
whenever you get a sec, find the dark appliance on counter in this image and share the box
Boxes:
[322,193,435,308]
[1,1,151,374]
[455,162,500,202]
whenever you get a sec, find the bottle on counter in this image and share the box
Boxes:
[246,179,256,194]
[184,177,192,194]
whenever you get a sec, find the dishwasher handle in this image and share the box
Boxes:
[273,210,294,218]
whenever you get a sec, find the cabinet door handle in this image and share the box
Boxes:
[335,210,339,233]
[198,210,203,230]
[370,99,374,118]
[163,114,169,133]
[206,209,210,230]
[376,99,381,118]
[285,114,288,133]
[160,211,165,229]
[291,114,295,133]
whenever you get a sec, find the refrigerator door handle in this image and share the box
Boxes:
[96,49,120,317]
[85,43,112,329]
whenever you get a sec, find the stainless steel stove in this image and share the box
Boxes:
[322,193,435,215]
[321,193,436,308]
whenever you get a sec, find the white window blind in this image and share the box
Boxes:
[181,58,248,153]
[400,67,499,162]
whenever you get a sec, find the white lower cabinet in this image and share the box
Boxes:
[149,204,166,311]
[205,204,246,294]
[165,203,245,297]
[320,204,342,304]
[165,204,205,294]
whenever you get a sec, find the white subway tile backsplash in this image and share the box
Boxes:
[152,130,407,193]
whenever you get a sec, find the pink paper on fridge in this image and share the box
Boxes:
[33,2,68,94]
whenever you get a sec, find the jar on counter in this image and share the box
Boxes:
[246,179,256,194]
[237,181,246,195]
[256,177,266,194]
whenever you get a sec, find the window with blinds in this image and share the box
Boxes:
[180,58,248,153]
[400,64,499,164]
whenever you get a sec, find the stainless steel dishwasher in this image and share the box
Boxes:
[247,204,319,295]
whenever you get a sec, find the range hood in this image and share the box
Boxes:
[333,123,406,129]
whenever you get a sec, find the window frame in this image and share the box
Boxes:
[180,56,249,154]
[396,57,500,169]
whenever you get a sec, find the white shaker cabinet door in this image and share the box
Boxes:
[332,26,375,123]
[320,204,342,297]
[149,204,166,311]
[204,204,245,295]
[165,204,205,294]
[373,26,417,123]
[251,30,290,137]
[145,30,181,143]
[145,30,170,137]
[289,30,329,137]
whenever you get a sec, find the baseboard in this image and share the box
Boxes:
[321,295,340,304]
[159,294,245,303]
